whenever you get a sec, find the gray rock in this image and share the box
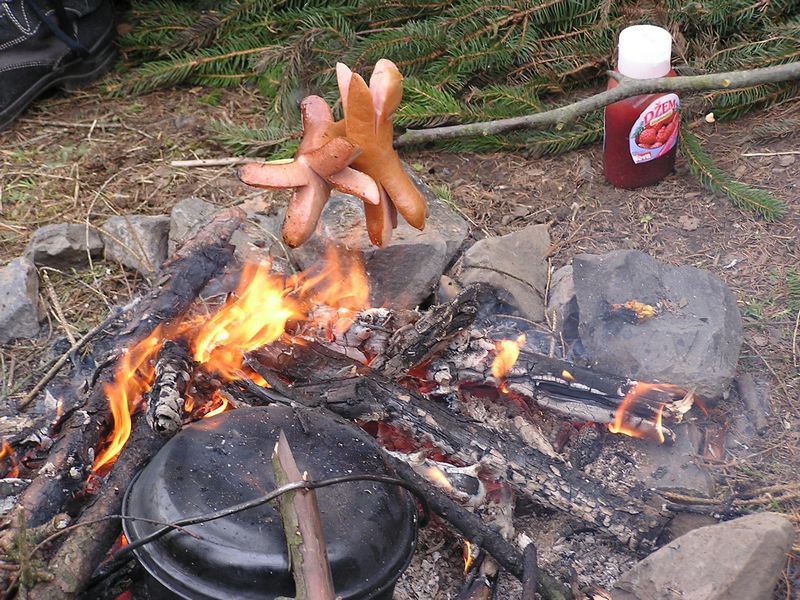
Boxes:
[25,224,103,268]
[613,512,794,600]
[547,264,578,341]
[168,197,218,255]
[290,174,467,309]
[452,224,550,322]
[170,196,289,272]
[572,250,743,400]
[632,423,714,497]
[0,258,43,344]
[101,215,170,276]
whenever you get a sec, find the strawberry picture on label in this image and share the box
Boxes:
[629,94,680,164]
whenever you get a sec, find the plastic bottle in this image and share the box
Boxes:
[603,25,679,189]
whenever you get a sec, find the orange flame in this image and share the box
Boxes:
[608,382,684,444]
[193,248,369,379]
[1,440,19,478]
[94,246,369,474]
[425,465,454,492]
[463,540,476,574]
[93,331,165,472]
[203,391,232,419]
[491,334,526,381]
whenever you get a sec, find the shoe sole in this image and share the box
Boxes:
[0,42,117,131]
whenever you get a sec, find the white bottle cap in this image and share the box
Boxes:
[617,25,672,79]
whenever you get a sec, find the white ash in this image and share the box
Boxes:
[394,524,463,600]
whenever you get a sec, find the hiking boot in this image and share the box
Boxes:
[0,0,116,130]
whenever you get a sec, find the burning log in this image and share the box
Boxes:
[1,210,244,591]
[24,412,166,600]
[249,340,672,553]
[146,339,193,437]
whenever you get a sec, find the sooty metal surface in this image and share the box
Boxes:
[123,405,418,600]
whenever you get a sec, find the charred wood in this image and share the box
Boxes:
[25,413,166,600]
[146,339,193,437]
[385,456,569,600]
[4,209,242,533]
[521,543,539,600]
[250,341,671,553]
[371,284,488,378]
[457,552,499,600]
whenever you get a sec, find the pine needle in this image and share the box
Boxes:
[680,126,786,221]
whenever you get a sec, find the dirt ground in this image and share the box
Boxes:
[1,77,798,599]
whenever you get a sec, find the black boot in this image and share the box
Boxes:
[0,0,116,130]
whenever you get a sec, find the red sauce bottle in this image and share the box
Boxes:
[604,25,680,189]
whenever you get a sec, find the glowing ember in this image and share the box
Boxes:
[204,391,233,419]
[1,439,19,478]
[491,334,526,380]
[93,330,165,472]
[610,299,656,321]
[425,465,454,492]
[94,246,369,474]
[608,382,685,444]
[463,540,476,574]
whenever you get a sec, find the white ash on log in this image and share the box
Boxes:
[146,339,193,436]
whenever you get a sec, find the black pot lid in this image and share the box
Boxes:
[122,405,418,600]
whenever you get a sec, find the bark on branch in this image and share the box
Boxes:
[394,62,800,147]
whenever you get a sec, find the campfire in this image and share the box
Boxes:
[0,208,701,598]
[0,60,717,600]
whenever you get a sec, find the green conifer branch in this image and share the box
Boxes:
[680,126,785,221]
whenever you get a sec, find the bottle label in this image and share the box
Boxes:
[629,94,680,164]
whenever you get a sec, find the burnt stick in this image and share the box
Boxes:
[250,341,672,553]
[26,413,166,600]
[2,209,242,538]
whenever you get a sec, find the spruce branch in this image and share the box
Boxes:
[394,61,800,147]
[680,126,785,221]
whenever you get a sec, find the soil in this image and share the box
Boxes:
[1,75,798,599]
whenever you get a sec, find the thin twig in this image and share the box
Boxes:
[741,150,800,157]
[792,309,799,369]
[41,270,77,346]
[171,157,258,168]
[394,62,800,147]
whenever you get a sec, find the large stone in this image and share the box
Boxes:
[452,224,550,322]
[25,224,103,268]
[632,423,714,497]
[290,173,468,309]
[168,197,218,255]
[170,196,289,272]
[572,250,742,400]
[101,215,170,276]
[0,258,43,343]
[612,512,794,600]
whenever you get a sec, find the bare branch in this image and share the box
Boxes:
[394,62,800,147]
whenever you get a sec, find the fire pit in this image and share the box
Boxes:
[122,405,419,599]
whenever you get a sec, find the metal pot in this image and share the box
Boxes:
[123,405,418,599]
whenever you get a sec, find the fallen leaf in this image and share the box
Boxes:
[678,215,700,231]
